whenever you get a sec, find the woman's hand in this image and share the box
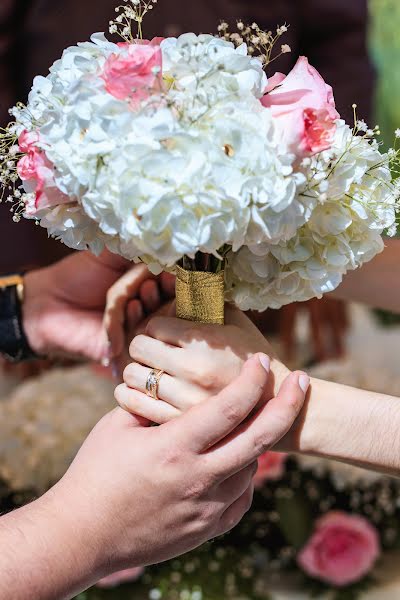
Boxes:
[115,305,295,424]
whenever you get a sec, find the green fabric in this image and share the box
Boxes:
[370,0,400,147]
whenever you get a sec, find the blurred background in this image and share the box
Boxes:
[2,1,400,599]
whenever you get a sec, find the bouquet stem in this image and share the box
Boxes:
[175,263,225,325]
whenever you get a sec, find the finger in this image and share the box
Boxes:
[160,272,176,299]
[209,371,309,477]
[134,301,176,336]
[129,334,184,377]
[104,264,154,359]
[101,407,150,429]
[123,362,207,410]
[216,484,254,537]
[110,299,144,380]
[145,315,210,347]
[140,279,161,315]
[169,353,270,453]
[115,383,181,423]
[127,299,144,333]
[216,462,257,505]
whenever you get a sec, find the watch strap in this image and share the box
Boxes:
[0,275,38,362]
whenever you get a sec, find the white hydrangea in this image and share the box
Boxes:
[15,34,398,306]
[18,32,304,265]
[226,121,397,311]
[36,204,120,256]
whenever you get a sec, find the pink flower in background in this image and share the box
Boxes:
[97,567,145,589]
[298,511,380,587]
[103,40,163,107]
[261,56,340,156]
[17,130,70,215]
[254,451,287,487]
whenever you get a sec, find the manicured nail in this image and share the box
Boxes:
[111,359,119,380]
[298,373,310,394]
[101,340,113,368]
[259,354,270,372]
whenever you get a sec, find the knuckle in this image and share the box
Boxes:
[183,482,206,502]
[145,316,163,338]
[129,334,147,359]
[222,399,243,426]
[114,383,125,400]
[159,443,186,469]
[114,383,128,407]
[123,361,140,384]
[253,433,272,456]
[184,360,224,391]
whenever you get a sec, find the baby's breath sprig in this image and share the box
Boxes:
[0,119,28,222]
[109,0,158,42]
[218,21,291,68]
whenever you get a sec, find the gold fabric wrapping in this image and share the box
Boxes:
[175,265,225,324]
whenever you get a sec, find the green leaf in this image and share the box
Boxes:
[276,492,313,550]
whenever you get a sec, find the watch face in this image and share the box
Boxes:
[0,275,23,289]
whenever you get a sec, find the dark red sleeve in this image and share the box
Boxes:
[300,0,375,121]
[0,0,19,126]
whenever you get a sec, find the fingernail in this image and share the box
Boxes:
[111,359,119,381]
[298,373,310,394]
[101,342,112,368]
[259,354,270,372]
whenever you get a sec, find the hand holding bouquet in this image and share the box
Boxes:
[1,1,399,323]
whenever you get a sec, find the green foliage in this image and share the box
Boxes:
[276,491,313,550]
[370,0,400,147]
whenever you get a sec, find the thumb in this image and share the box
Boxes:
[109,407,151,429]
[103,264,154,360]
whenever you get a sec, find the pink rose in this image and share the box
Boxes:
[17,130,70,215]
[254,451,287,487]
[103,39,163,107]
[96,566,144,589]
[298,511,380,587]
[261,56,340,156]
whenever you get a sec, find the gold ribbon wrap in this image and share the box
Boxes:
[175,265,225,324]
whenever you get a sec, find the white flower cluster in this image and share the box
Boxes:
[13,33,398,309]
[226,120,398,310]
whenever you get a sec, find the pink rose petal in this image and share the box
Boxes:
[298,511,380,587]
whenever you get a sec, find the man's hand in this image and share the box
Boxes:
[0,354,307,599]
[115,305,292,424]
[22,251,162,362]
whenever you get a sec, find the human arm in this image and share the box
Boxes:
[330,238,400,314]
[117,306,400,477]
[0,354,307,599]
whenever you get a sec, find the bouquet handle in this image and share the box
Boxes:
[175,265,225,324]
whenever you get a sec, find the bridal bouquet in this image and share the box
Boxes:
[1,1,399,323]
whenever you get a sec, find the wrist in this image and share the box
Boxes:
[275,376,324,454]
[39,481,113,589]
[0,485,110,600]
[22,268,53,356]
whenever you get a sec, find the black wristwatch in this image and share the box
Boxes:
[0,274,38,362]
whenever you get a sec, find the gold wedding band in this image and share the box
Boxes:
[145,369,164,400]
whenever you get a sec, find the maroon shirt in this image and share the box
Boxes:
[0,0,374,271]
